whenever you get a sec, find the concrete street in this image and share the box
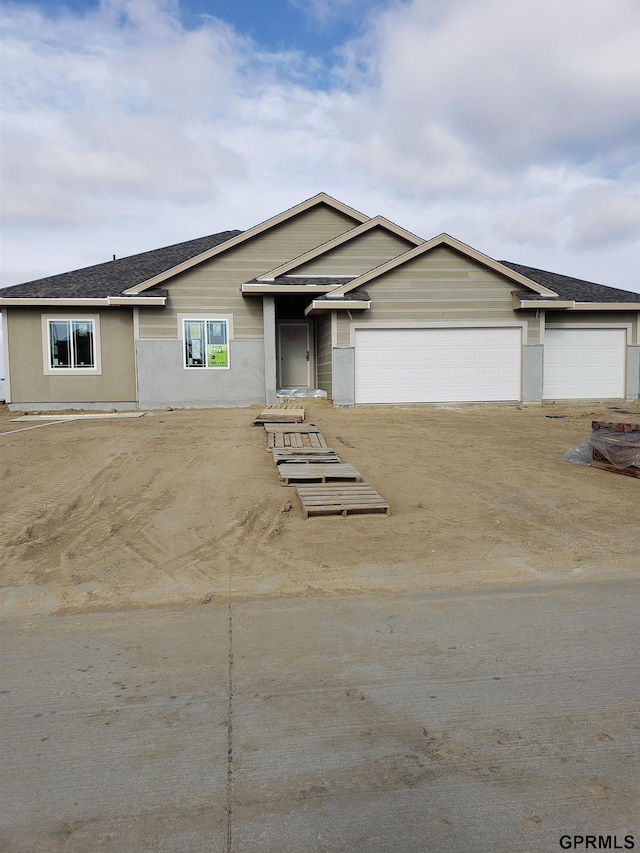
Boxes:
[1,578,638,852]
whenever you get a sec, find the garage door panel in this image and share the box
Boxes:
[355,327,522,403]
[543,329,625,399]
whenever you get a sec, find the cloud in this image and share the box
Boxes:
[0,0,638,292]
[349,0,639,191]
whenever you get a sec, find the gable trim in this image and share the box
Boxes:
[122,193,369,295]
[256,216,424,281]
[325,234,561,298]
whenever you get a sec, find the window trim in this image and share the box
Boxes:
[179,315,233,370]
[41,314,102,375]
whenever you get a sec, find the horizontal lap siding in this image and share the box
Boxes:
[337,246,530,346]
[138,205,360,340]
[7,307,136,403]
[546,311,637,339]
[316,313,332,399]
[291,229,416,276]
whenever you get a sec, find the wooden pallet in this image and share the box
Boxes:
[592,420,640,434]
[272,449,340,465]
[295,483,391,518]
[263,423,319,432]
[590,459,640,479]
[253,407,304,425]
[278,463,362,486]
[268,431,328,449]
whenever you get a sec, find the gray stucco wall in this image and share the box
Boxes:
[522,345,543,403]
[332,347,355,406]
[136,339,265,408]
[263,297,277,406]
[628,345,640,399]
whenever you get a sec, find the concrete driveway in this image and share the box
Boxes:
[1,578,638,852]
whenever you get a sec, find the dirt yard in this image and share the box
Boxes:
[1,400,638,615]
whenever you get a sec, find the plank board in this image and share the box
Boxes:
[253,407,304,425]
[590,459,640,479]
[278,463,362,486]
[592,420,640,434]
[295,483,390,518]
[11,413,146,421]
[267,431,328,449]
[272,450,340,465]
[263,423,319,432]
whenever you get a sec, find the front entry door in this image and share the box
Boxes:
[278,322,312,387]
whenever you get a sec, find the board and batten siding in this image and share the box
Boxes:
[336,246,539,346]
[138,205,360,340]
[315,313,333,399]
[290,228,416,277]
[6,307,136,403]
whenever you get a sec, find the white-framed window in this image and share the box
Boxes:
[42,315,102,375]
[182,318,230,369]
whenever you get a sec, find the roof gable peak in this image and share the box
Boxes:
[325,232,560,298]
[123,193,368,295]
[256,214,424,281]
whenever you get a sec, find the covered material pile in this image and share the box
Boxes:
[589,420,640,479]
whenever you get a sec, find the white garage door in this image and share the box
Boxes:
[354,327,522,403]
[543,328,626,400]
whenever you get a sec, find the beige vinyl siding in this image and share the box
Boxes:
[290,228,416,277]
[523,311,540,344]
[138,205,360,339]
[336,246,531,345]
[315,313,333,398]
[546,311,638,341]
[7,307,136,403]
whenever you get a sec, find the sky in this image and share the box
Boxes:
[0,0,639,308]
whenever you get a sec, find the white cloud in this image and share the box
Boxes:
[349,0,639,188]
[0,0,638,292]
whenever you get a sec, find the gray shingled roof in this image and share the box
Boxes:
[0,230,241,298]
[314,289,371,302]
[501,261,640,303]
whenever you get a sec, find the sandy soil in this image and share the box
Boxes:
[1,399,638,615]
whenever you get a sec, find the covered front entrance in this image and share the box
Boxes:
[278,321,314,388]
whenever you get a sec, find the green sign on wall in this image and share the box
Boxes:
[207,344,229,368]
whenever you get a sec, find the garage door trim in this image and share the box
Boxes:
[349,320,529,347]
[353,324,524,404]
[543,324,628,400]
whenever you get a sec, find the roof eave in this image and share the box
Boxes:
[241,283,337,295]
[513,298,640,310]
[513,297,575,310]
[0,296,167,307]
[572,301,640,310]
[304,300,371,316]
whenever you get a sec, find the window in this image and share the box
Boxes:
[42,316,101,374]
[183,319,230,369]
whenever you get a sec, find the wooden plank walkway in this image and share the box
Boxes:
[253,406,304,425]
[254,414,391,517]
[295,483,391,518]
[263,423,319,432]
[278,463,362,486]
[268,431,328,449]
[272,449,340,465]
